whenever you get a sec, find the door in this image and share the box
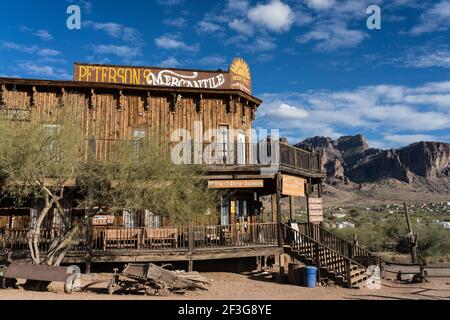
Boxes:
[218,125,230,164]
[237,132,246,165]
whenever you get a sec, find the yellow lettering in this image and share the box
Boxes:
[94,66,101,82]
[125,68,133,84]
[109,67,117,83]
[101,67,108,83]
[133,68,140,85]
[117,68,125,83]
[87,66,93,80]
[78,65,87,81]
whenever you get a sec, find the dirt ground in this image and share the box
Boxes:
[1,270,449,300]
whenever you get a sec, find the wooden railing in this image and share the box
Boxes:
[0,229,60,252]
[191,223,278,249]
[282,223,355,286]
[296,223,380,267]
[85,139,323,173]
[279,143,321,172]
[1,223,279,254]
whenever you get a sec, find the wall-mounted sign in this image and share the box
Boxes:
[92,215,115,226]
[208,179,263,189]
[282,174,306,197]
[0,108,31,121]
[308,198,323,224]
[73,58,252,95]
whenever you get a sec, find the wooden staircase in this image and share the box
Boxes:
[281,223,380,288]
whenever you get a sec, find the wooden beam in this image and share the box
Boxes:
[0,84,6,106]
[289,196,294,221]
[88,89,95,110]
[143,91,150,111]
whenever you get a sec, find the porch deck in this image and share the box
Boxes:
[0,223,281,264]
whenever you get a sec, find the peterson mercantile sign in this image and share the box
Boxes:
[73,58,252,95]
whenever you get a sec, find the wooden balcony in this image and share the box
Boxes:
[84,139,324,178]
[0,222,281,264]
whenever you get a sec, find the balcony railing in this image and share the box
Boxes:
[84,139,323,173]
[0,223,279,255]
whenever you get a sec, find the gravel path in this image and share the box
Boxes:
[1,271,449,300]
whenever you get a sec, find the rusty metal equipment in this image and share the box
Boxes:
[0,261,79,293]
[106,263,209,296]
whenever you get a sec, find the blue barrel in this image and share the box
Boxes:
[303,266,317,288]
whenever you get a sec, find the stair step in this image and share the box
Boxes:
[350,269,366,277]
[351,274,369,286]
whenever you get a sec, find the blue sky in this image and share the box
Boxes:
[1,0,450,149]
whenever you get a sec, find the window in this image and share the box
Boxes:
[43,124,61,161]
[123,210,138,228]
[218,125,230,164]
[133,128,147,160]
[144,210,161,228]
[237,132,246,165]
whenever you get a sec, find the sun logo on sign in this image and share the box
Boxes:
[230,58,251,80]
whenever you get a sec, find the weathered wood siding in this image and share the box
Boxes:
[2,87,255,140]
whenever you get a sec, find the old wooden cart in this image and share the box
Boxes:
[106,263,209,295]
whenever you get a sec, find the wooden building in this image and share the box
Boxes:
[0,58,326,270]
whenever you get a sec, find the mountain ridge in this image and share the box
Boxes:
[296,134,450,186]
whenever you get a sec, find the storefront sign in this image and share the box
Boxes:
[308,198,323,224]
[73,58,252,94]
[0,108,31,121]
[208,179,264,189]
[282,175,306,197]
[92,215,115,226]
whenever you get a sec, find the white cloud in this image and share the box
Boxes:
[305,0,336,10]
[34,30,53,41]
[256,81,450,147]
[84,21,143,45]
[197,20,221,33]
[262,103,309,120]
[92,44,142,58]
[297,23,367,51]
[198,55,227,67]
[227,0,249,14]
[410,1,450,35]
[1,41,62,58]
[154,35,199,52]
[404,48,450,69]
[384,134,439,145]
[1,41,38,54]
[229,19,254,36]
[159,57,181,68]
[252,37,277,52]
[18,62,70,79]
[163,17,187,28]
[248,0,294,33]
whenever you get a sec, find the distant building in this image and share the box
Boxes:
[335,222,355,229]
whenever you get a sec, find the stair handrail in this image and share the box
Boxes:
[298,222,381,267]
[281,223,366,268]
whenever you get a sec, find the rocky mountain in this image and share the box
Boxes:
[296,135,450,186]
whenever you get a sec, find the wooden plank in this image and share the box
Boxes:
[281,174,306,197]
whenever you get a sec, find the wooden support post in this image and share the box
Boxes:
[289,196,294,222]
[271,194,276,223]
[85,215,93,274]
[188,221,194,272]
[278,255,285,279]
[276,173,282,248]
[403,202,418,264]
